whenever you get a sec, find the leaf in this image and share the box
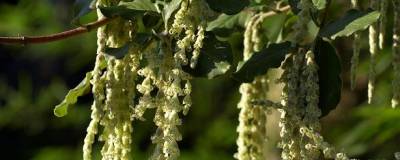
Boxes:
[261,13,287,42]
[183,32,233,78]
[205,0,249,15]
[207,14,240,31]
[54,72,93,117]
[232,42,292,83]
[319,9,380,39]
[104,43,131,59]
[313,38,342,117]
[312,0,326,10]
[206,12,251,37]
[162,0,182,29]
[100,0,158,19]
[207,11,251,30]
[72,0,97,24]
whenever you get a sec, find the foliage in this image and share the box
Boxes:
[0,0,400,160]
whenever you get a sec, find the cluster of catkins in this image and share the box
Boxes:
[351,0,400,108]
[236,0,350,160]
[82,0,211,160]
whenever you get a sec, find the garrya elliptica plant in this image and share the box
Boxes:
[1,0,400,159]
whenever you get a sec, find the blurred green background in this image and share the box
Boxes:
[0,0,399,159]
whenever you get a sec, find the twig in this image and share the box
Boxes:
[0,17,113,45]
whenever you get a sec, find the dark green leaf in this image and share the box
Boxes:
[72,0,97,25]
[183,32,233,79]
[205,0,249,15]
[100,0,158,19]
[104,43,131,59]
[162,0,182,29]
[54,72,92,117]
[319,9,380,39]
[312,0,326,10]
[232,42,292,83]
[314,38,342,117]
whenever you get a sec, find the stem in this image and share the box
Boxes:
[0,17,113,45]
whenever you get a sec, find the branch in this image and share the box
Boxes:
[0,17,113,45]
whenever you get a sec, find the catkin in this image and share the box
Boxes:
[83,27,107,160]
[236,11,270,159]
[368,0,379,104]
[350,0,361,90]
[379,0,388,49]
[279,53,304,160]
[278,1,312,159]
[392,0,400,108]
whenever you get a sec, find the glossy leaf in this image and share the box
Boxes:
[54,72,92,117]
[183,32,233,78]
[319,9,380,39]
[205,0,249,15]
[232,41,291,83]
[100,0,158,19]
[314,38,342,117]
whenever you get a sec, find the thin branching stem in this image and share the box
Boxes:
[0,17,113,45]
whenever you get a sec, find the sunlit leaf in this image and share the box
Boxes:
[206,11,251,37]
[54,72,92,117]
[319,9,380,39]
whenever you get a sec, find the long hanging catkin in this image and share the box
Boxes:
[379,0,388,49]
[350,0,361,90]
[236,10,269,160]
[82,1,140,160]
[368,0,379,104]
[392,0,400,108]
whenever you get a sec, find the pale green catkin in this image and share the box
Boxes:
[82,0,139,159]
[100,54,136,160]
[392,0,400,108]
[170,0,210,68]
[379,0,388,49]
[278,1,350,159]
[236,9,272,160]
[279,53,304,160]
[278,1,312,159]
[368,0,379,104]
[146,1,214,159]
[350,0,361,90]
[83,25,107,160]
